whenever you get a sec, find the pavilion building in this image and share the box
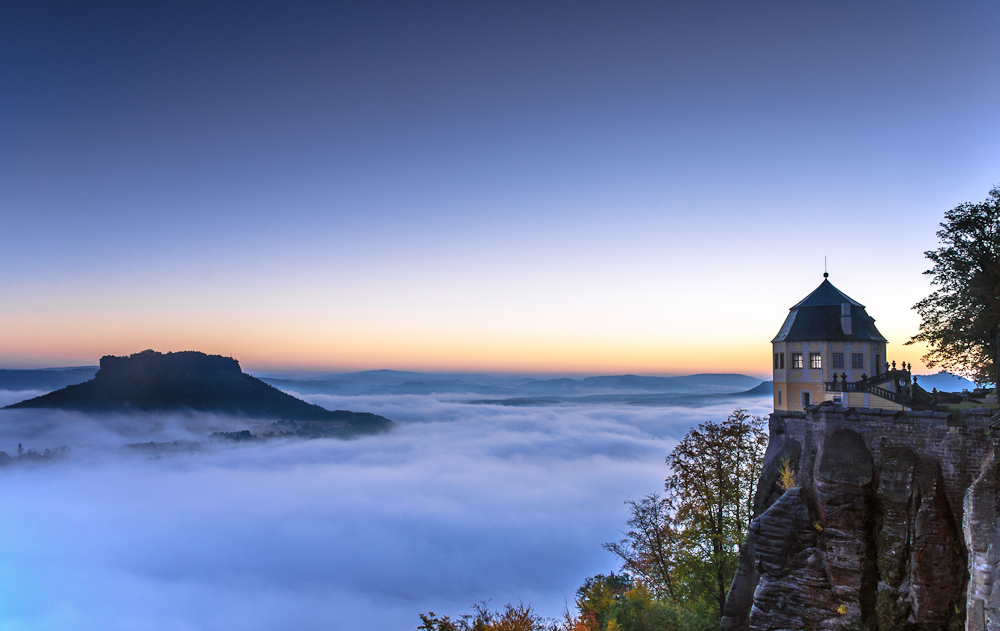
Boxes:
[772,275,910,411]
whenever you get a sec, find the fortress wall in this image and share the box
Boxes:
[777,405,994,528]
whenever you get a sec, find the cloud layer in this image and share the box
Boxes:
[0,392,770,630]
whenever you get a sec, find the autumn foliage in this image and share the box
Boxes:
[417,602,560,631]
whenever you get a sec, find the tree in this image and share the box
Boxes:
[908,185,1000,385]
[605,409,766,618]
[573,573,635,630]
[666,409,765,614]
[416,602,559,631]
[602,494,679,601]
[569,574,706,631]
[417,612,460,631]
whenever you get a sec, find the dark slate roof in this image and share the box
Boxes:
[772,279,887,343]
[790,279,863,308]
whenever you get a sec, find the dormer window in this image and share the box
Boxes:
[809,353,822,369]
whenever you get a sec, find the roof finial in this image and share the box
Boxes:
[823,256,828,278]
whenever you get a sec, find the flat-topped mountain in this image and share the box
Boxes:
[4,350,393,434]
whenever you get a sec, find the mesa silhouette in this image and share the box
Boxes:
[5,350,393,434]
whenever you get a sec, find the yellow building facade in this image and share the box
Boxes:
[773,276,906,412]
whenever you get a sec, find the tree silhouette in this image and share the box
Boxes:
[908,186,1000,385]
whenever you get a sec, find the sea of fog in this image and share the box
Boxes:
[0,387,770,631]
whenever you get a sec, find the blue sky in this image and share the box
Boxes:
[2,1,999,372]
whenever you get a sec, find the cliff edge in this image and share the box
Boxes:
[723,403,998,631]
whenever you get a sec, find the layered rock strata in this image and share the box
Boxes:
[722,404,995,631]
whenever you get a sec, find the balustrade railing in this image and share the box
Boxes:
[826,381,865,393]
[865,369,910,386]
[825,380,902,404]
[868,384,900,403]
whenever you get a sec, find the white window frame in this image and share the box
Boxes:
[809,353,822,369]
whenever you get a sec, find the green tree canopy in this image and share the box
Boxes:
[908,185,1000,385]
[605,409,766,618]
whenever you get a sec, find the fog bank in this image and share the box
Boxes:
[0,392,769,630]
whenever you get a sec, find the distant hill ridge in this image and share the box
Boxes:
[1,365,765,399]
[0,366,98,392]
[4,350,393,434]
[259,371,764,397]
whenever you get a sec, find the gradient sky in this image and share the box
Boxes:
[3,1,999,374]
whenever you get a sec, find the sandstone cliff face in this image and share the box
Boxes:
[722,406,993,631]
[964,452,1000,631]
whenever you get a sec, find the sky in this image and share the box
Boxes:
[3,0,1000,374]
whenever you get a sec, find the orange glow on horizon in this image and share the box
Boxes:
[0,309,932,378]
[0,267,937,377]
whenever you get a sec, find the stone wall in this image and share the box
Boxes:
[722,402,997,631]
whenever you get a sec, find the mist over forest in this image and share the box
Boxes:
[0,372,769,630]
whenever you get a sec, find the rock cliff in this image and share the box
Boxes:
[4,350,394,435]
[723,403,997,631]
